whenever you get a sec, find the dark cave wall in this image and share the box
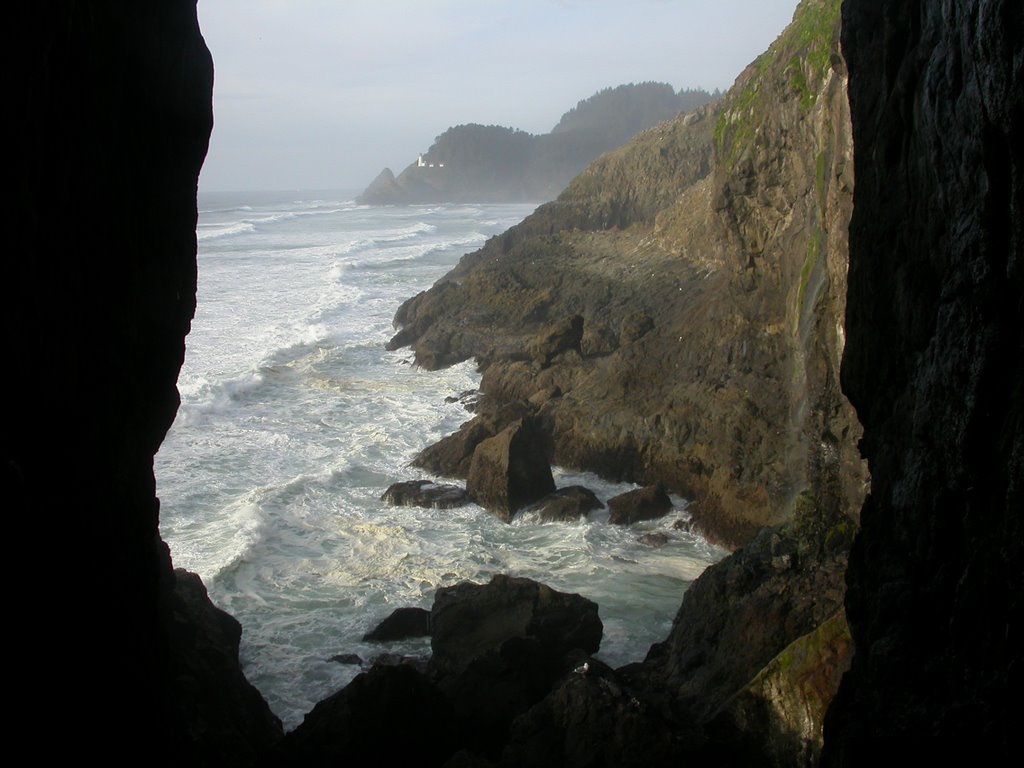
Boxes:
[824,0,1022,761]
[10,2,267,762]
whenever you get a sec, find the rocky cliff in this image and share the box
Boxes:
[823,0,1022,761]
[13,2,280,763]
[390,0,864,549]
[358,83,714,205]
[19,0,1020,764]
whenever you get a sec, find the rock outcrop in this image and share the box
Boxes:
[822,0,1022,762]
[390,0,865,550]
[167,570,284,764]
[607,483,673,525]
[429,575,602,678]
[465,418,556,520]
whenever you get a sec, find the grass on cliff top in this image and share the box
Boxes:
[714,0,841,167]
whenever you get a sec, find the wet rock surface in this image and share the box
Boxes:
[381,480,470,509]
[608,483,673,525]
[519,485,604,522]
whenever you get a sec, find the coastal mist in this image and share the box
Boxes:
[156,191,724,727]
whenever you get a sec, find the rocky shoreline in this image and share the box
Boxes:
[19,0,1019,763]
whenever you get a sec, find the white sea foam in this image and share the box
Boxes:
[198,221,257,240]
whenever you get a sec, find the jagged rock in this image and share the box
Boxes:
[707,609,852,767]
[358,167,402,205]
[381,480,469,509]
[261,665,458,767]
[466,419,555,520]
[529,315,583,366]
[619,311,654,344]
[427,576,605,758]
[638,532,670,548]
[520,486,604,522]
[580,320,618,358]
[414,401,533,479]
[363,606,432,642]
[635,500,851,723]
[429,575,602,679]
[527,386,561,407]
[167,569,284,764]
[369,653,430,673]
[608,483,673,525]
[499,656,686,767]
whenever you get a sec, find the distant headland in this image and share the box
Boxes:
[357,82,717,205]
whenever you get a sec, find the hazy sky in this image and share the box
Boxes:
[198,0,800,192]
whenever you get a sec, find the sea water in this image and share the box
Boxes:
[156,190,725,728]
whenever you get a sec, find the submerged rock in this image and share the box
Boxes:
[330,654,363,666]
[638,532,670,548]
[520,485,604,522]
[380,480,469,509]
[608,483,673,525]
[363,606,432,642]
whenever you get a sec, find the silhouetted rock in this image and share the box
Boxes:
[15,4,287,763]
[608,483,673,525]
[381,480,469,509]
[499,656,687,768]
[466,419,555,520]
[429,575,602,678]
[261,665,458,768]
[520,486,603,522]
[363,607,432,642]
[636,499,851,724]
[167,569,284,765]
[821,0,1023,761]
[330,654,363,666]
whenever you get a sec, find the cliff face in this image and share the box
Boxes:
[14,2,279,762]
[824,0,1022,761]
[391,0,864,548]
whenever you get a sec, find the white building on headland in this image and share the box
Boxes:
[417,154,444,168]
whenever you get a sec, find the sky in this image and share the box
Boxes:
[198,0,801,192]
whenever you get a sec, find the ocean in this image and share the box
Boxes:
[155,190,724,728]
